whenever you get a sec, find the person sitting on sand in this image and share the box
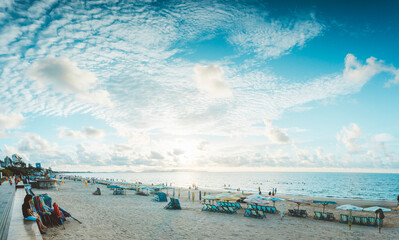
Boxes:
[93,187,101,195]
[22,194,47,234]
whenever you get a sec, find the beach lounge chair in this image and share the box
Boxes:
[368,217,377,226]
[235,203,242,209]
[153,192,168,202]
[202,203,211,211]
[266,206,272,213]
[220,206,230,213]
[327,212,334,221]
[353,216,361,224]
[261,206,267,212]
[165,198,181,210]
[252,209,264,219]
[271,206,278,214]
[244,208,262,219]
[113,188,126,195]
[314,211,322,220]
[288,209,295,216]
[258,210,265,218]
[360,217,368,225]
[228,206,237,214]
[339,214,349,223]
[247,204,254,210]
[256,205,262,211]
[244,208,254,218]
[299,210,308,217]
[211,205,220,212]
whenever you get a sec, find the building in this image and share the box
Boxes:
[3,156,12,167]
[36,163,42,169]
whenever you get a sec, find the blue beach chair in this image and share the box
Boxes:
[153,192,168,202]
[165,198,181,210]
[271,206,278,214]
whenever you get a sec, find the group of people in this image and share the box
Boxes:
[258,187,278,196]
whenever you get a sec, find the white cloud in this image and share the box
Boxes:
[337,123,362,154]
[0,112,25,129]
[193,64,233,98]
[82,126,106,139]
[374,133,395,142]
[59,126,106,139]
[17,133,58,153]
[343,54,399,89]
[264,120,291,144]
[28,56,113,107]
[228,14,323,59]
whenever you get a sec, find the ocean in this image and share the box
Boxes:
[69,172,399,201]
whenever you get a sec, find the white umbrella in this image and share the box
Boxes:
[244,198,269,205]
[203,195,216,200]
[247,194,268,200]
[363,206,391,212]
[336,204,363,211]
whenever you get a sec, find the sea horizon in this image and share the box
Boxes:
[61,171,399,202]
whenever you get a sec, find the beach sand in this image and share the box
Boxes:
[36,180,399,240]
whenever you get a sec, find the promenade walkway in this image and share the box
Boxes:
[0,182,16,239]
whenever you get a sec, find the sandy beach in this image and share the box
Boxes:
[34,180,399,240]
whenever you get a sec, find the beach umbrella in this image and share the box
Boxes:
[203,195,216,200]
[246,194,268,200]
[268,197,285,207]
[288,198,311,210]
[363,206,391,212]
[234,192,246,199]
[336,204,363,211]
[313,200,337,213]
[217,195,240,202]
[215,193,239,201]
[203,195,216,203]
[244,198,269,205]
[139,186,153,194]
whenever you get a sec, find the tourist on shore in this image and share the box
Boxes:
[93,187,101,195]
[397,194,399,206]
[22,195,47,234]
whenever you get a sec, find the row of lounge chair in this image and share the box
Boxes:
[339,214,383,227]
[314,211,335,221]
[113,189,126,195]
[248,204,278,214]
[216,201,242,209]
[244,208,265,219]
[288,209,308,217]
[202,203,238,214]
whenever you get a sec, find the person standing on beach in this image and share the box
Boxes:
[397,195,399,206]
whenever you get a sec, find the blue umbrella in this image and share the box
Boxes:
[268,197,285,207]
[313,200,337,213]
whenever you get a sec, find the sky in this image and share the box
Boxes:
[0,0,399,172]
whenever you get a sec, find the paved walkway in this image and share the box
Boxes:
[0,182,16,239]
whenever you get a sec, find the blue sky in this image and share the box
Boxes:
[0,0,398,172]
